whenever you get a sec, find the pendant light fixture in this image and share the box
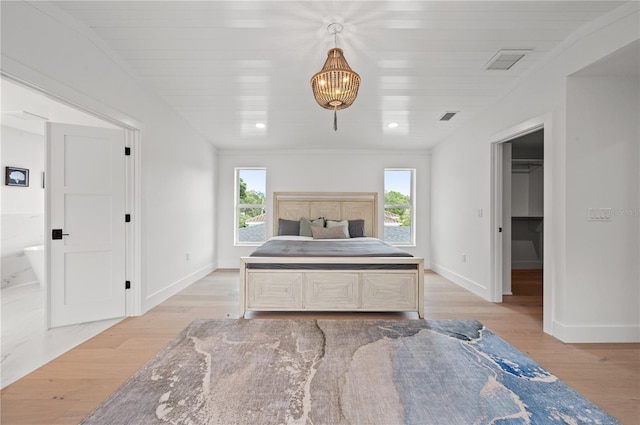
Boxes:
[310,23,361,131]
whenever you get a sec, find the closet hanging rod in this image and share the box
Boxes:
[512,159,543,173]
[512,158,543,163]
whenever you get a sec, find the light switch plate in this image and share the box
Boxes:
[587,208,612,221]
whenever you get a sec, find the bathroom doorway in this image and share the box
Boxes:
[0,78,121,387]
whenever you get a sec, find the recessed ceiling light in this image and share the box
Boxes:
[255,122,266,129]
[387,122,399,128]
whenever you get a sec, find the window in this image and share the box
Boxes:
[384,169,415,245]
[235,168,266,245]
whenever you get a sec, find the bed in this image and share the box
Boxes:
[239,192,425,318]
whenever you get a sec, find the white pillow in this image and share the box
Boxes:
[311,226,349,239]
[326,220,350,238]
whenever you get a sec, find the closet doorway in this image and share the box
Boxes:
[492,119,551,333]
[504,129,544,298]
[492,126,545,331]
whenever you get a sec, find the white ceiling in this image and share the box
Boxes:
[45,1,628,150]
[0,79,118,136]
[573,39,639,77]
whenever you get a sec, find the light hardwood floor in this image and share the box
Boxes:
[1,270,638,424]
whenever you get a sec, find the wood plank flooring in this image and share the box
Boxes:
[1,270,638,424]
[511,268,543,296]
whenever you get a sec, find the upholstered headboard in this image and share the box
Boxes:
[273,192,378,238]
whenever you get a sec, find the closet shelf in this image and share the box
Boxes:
[512,159,543,172]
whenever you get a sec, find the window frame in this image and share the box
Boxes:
[234,167,267,246]
[383,168,416,247]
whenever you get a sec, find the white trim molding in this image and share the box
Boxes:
[143,263,216,314]
[553,321,640,343]
[431,263,488,298]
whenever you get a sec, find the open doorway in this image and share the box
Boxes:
[0,77,136,388]
[506,130,544,298]
[491,122,548,330]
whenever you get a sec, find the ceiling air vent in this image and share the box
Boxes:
[484,49,530,71]
[439,111,458,121]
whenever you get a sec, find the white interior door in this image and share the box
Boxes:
[47,123,126,328]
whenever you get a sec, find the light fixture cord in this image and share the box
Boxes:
[334,106,338,131]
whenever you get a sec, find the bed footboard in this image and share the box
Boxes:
[240,257,425,318]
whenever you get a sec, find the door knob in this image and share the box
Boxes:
[52,229,70,240]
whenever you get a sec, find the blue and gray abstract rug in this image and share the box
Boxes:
[81,319,620,424]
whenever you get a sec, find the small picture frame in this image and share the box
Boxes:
[5,167,29,187]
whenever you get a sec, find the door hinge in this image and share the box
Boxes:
[125,147,131,156]
[125,214,131,222]
[499,227,503,233]
[125,280,131,290]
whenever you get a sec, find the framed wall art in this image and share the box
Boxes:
[5,167,29,187]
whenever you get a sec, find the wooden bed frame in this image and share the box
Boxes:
[240,192,425,318]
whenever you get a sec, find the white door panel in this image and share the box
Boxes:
[63,135,114,189]
[64,251,115,303]
[65,195,114,246]
[48,123,126,328]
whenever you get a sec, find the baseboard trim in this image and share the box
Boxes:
[143,263,216,313]
[553,321,640,343]
[430,263,488,299]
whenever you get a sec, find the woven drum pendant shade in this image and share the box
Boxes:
[310,47,361,130]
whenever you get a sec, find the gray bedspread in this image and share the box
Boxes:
[249,238,413,257]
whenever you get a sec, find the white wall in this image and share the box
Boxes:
[511,166,544,218]
[528,166,544,218]
[217,150,430,269]
[1,126,45,288]
[1,2,217,313]
[511,173,531,217]
[431,4,639,342]
[562,74,639,341]
[511,167,544,269]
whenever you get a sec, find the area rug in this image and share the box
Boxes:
[81,319,620,425]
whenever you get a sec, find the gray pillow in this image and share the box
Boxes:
[278,218,300,236]
[348,219,366,238]
[299,217,324,237]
